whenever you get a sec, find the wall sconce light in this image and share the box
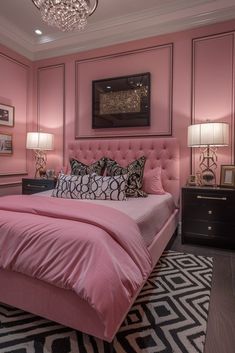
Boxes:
[188,122,229,186]
[26,132,54,178]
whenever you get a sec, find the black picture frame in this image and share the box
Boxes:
[92,72,150,129]
[0,103,14,127]
[0,132,13,155]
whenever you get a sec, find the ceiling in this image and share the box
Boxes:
[0,0,235,61]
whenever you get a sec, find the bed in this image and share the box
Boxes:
[0,137,180,342]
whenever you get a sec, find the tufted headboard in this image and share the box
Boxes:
[68,137,180,205]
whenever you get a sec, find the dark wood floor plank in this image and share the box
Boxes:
[168,232,235,353]
[231,255,235,296]
[204,256,235,353]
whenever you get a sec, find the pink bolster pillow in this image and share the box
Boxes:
[142,167,165,195]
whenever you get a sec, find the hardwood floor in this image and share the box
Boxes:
[167,231,235,353]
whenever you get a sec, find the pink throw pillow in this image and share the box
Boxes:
[143,167,165,195]
[55,165,69,175]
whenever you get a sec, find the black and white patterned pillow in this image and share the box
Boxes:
[52,174,90,199]
[89,173,128,201]
[106,156,147,197]
[70,157,106,176]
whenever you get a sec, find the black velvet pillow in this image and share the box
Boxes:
[70,157,106,176]
[106,156,147,197]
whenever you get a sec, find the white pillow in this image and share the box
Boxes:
[52,174,90,199]
[89,173,128,201]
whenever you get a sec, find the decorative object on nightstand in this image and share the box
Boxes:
[188,122,229,186]
[220,165,235,188]
[181,186,235,249]
[26,132,54,178]
[22,178,56,195]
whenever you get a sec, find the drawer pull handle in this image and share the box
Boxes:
[208,226,212,230]
[26,184,47,189]
[197,195,227,201]
[208,210,213,215]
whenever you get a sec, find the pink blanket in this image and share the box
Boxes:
[0,195,152,339]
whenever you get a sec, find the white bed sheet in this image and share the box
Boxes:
[34,191,176,246]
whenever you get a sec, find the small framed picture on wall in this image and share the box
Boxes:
[0,103,14,127]
[220,165,235,188]
[0,133,13,155]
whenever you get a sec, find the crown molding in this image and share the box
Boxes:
[0,0,235,61]
[0,15,36,59]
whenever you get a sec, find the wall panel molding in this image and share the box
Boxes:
[37,63,65,166]
[0,52,30,177]
[0,181,22,187]
[75,43,173,138]
[191,31,235,177]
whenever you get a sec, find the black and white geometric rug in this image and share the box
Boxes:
[0,251,213,353]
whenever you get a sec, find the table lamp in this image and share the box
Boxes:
[26,132,54,178]
[188,122,229,186]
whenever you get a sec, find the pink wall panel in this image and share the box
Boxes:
[36,64,65,175]
[0,53,30,180]
[171,36,192,190]
[75,44,173,138]
[192,33,234,181]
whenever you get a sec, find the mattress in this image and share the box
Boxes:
[36,191,176,246]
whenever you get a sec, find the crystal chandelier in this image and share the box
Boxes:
[32,0,98,32]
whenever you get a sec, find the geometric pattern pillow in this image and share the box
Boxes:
[89,173,128,201]
[52,174,90,199]
[106,156,147,197]
[70,157,106,176]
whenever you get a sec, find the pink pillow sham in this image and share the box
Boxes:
[142,167,165,195]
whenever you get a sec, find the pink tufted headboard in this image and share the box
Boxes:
[68,137,180,205]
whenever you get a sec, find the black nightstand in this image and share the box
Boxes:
[181,186,235,249]
[22,178,56,195]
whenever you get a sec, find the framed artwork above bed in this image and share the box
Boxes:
[92,72,151,129]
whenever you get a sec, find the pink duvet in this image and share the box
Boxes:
[0,195,152,339]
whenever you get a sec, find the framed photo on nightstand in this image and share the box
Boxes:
[220,165,235,188]
[187,174,197,186]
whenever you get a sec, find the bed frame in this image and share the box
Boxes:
[0,137,180,342]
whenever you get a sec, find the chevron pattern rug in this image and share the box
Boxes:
[0,251,213,353]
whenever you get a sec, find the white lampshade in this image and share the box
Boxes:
[26,132,54,150]
[188,122,229,147]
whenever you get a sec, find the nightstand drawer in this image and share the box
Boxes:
[182,232,235,248]
[22,178,56,195]
[183,190,232,206]
[183,220,235,237]
[183,203,233,222]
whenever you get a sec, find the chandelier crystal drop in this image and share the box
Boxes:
[32,0,98,32]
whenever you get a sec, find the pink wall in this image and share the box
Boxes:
[0,43,33,195]
[192,32,234,182]
[36,64,65,171]
[1,19,235,194]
